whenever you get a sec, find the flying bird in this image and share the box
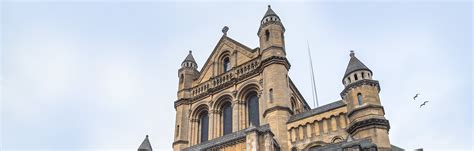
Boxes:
[413,93,420,100]
[419,101,429,108]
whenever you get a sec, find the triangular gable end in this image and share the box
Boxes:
[196,35,258,84]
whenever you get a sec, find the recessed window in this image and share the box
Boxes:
[222,102,232,135]
[357,93,363,106]
[247,92,260,127]
[223,57,230,72]
[176,125,179,137]
[354,73,358,81]
[265,30,270,41]
[199,111,209,143]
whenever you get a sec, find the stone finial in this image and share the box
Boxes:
[222,26,229,36]
[268,5,271,8]
[189,50,192,54]
[350,50,355,57]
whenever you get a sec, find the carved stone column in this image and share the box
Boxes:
[232,100,239,132]
[208,110,215,139]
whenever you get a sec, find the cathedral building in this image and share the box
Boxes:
[149,5,399,151]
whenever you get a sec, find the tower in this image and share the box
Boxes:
[258,5,292,151]
[258,5,286,60]
[173,51,198,150]
[340,51,391,150]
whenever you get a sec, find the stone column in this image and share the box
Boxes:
[208,110,215,139]
[232,100,239,132]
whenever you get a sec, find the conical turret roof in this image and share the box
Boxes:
[182,50,196,63]
[263,5,278,18]
[343,51,372,78]
[138,135,152,151]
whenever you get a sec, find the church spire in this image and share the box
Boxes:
[138,135,152,151]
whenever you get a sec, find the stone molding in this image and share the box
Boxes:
[346,118,390,135]
[340,79,380,97]
[172,140,189,146]
[174,98,191,109]
[347,104,385,118]
[262,105,293,118]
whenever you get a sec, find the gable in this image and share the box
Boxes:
[195,36,259,84]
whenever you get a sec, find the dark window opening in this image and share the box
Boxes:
[247,92,260,127]
[357,93,363,105]
[265,30,270,41]
[176,125,179,137]
[222,102,232,135]
[354,73,358,81]
[223,57,230,72]
[269,88,273,103]
[361,72,365,79]
[199,111,209,143]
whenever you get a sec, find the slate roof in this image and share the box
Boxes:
[263,5,279,18]
[182,50,196,64]
[138,135,152,151]
[183,124,271,151]
[343,51,372,78]
[287,100,346,123]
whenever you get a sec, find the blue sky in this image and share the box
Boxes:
[1,1,472,151]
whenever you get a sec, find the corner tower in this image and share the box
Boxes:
[258,5,286,60]
[258,5,292,151]
[173,51,198,150]
[340,51,391,150]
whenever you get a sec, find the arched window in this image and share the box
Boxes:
[354,73,358,81]
[199,111,209,143]
[269,88,273,103]
[247,92,260,127]
[222,102,232,135]
[347,77,351,83]
[223,57,230,72]
[357,93,363,105]
[290,98,296,115]
[176,125,179,137]
[265,30,270,41]
[361,72,365,79]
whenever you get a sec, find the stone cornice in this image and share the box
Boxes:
[172,140,189,146]
[346,118,390,135]
[174,98,191,109]
[263,105,293,118]
[258,21,286,34]
[347,104,385,118]
[340,79,380,97]
[261,56,291,70]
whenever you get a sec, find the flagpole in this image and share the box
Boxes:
[307,41,319,108]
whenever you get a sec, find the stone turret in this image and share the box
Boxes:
[258,5,286,59]
[173,51,197,150]
[340,51,391,151]
[258,5,292,151]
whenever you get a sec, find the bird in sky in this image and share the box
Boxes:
[413,93,420,100]
[420,101,429,108]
